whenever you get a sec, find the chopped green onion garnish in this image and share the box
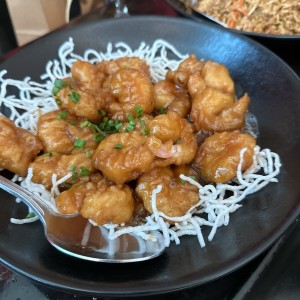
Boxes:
[140,119,146,126]
[55,98,62,105]
[74,138,86,149]
[26,212,35,219]
[135,105,143,118]
[113,144,123,150]
[64,183,72,189]
[79,120,90,128]
[126,124,135,132]
[69,121,76,125]
[159,107,168,114]
[95,133,106,143]
[127,113,135,123]
[80,166,90,177]
[68,91,81,103]
[42,152,53,157]
[57,110,68,120]
[52,79,66,96]
[85,150,92,158]
[180,175,197,185]
[99,110,106,116]
[142,128,150,136]
[69,165,77,172]
[72,172,79,181]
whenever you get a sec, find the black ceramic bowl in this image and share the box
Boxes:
[0,16,299,297]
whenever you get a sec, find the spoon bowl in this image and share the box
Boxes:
[0,174,165,263]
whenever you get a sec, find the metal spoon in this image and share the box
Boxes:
[0,175,165,263]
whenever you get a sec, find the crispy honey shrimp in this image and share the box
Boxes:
[105,68,155,120]
[136,166,199,218]
[193,131,256,183]
[56,80,109,123]
[190,89,250,132]
[98,57,151,77]
[71,60,106,93]
[166,55,205,87]
[37,110,98,155]
[0,115,43,177]
[154,80,191,118]
[56,174,135,225]
[92,131,161,184]
[148,111,197,167]
[30,152,96,189]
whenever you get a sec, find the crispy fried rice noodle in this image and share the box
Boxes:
[187,0,300,35]
[0,38,281,248]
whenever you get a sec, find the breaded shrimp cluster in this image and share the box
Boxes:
[0,55,256,226]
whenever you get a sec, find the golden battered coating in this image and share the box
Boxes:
[92,131,161,184]
[149,112,197,167]
[136,166,199,218]
[193,131,256,183]
[201,61,235,96]
[190,89,250,133]
[71,60,106,93]
[154,80,191,118]
[81,184,135,225]
[56,82,107,123]
[30,153,61,190]
[37,110,98,155]
[105,68,154,120]
[98,57,151,77]
[30,152,95,189]
[0,115,42,177]
[166,55,205,87]
[55,174,104,214]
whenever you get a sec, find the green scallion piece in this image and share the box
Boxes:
[52,79,66,96]
[69,165,77,172]
[113,144,123,150]
[26,212,35,219]
[142,128,150,136]
[42,152,53,157]
[68,91,81,103]
[57,110,68,120]
[135,105,143,118]
[80,166,90,177]
[159,107,168,114]
[85,150,92,158]
[79,120,90,128]
[73,138,86,149]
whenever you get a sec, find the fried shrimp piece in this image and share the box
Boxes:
[81,183,135,225]
[186,59,249,133]
[55,173,104,214]
[148,112,197,167]
[105,68,155,120]
[30,152,96,189]
[201,61,235,96]
[193,131,256,183]
[93,131,161,184]
[136,166,199,218]
[166,55,205,88]
[56,81,108,123]
[71,60,106,93]
[56,173,135,225]
[37,110,98,155]
[30,153,61,189]
[154,80,191,118]
[98,57,150,77]
[190,89,250,132]
[0,115,43,177]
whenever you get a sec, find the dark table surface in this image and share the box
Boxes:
[0,1,299,299]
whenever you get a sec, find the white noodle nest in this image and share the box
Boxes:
[0,38,281,248]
